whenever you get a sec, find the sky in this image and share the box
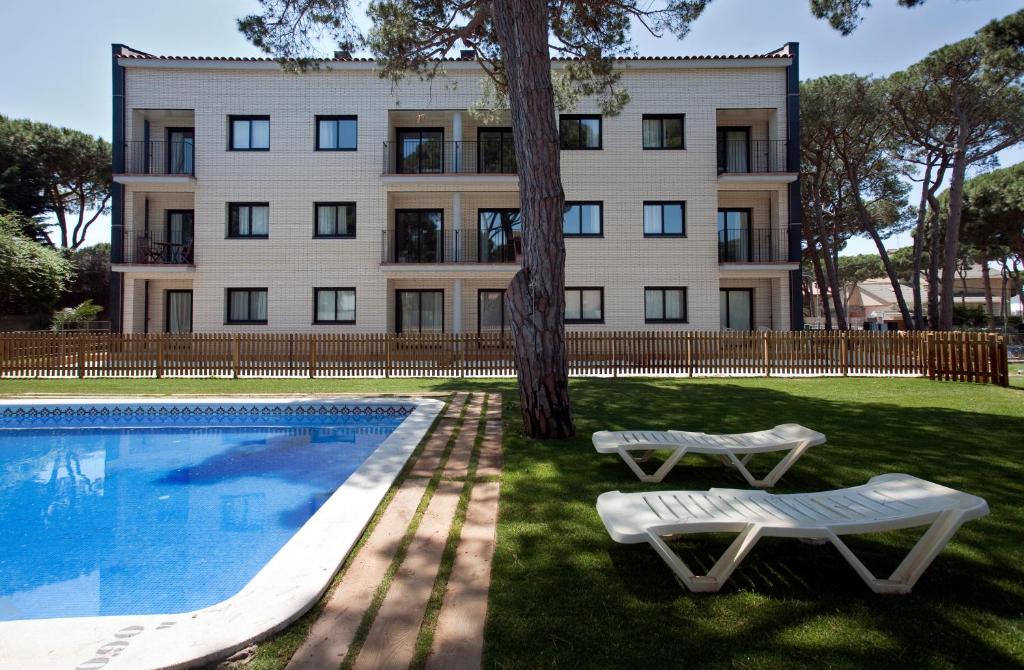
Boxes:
[1,0,1021,251]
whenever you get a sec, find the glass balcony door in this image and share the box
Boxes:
[165,290,193,333]
[397,290,444,333]
[165,210,194,264]
[717,127,750,173]
[720,289,753,330]
[396,128,443,173]
[478,128,516,173]
[478,209,521,263]
[717,209,751,262]
[395,210,443,263]
[167,128,194,174]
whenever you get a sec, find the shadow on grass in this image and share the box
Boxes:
[484,378,1024,670]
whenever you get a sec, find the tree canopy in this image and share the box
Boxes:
[0,213,73,315]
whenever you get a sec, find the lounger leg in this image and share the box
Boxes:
[646,525,763,593]
[826,511,968,594]
[616,446,688,483]
[724,442,812,488]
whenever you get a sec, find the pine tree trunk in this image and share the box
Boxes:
[491,0,574,438]
[926,191,943,329]
[982,262,995,329]
[939,119,970,330]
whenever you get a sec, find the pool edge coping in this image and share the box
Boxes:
[0,395,445,670]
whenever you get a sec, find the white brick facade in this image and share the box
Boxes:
[111,48,800,334]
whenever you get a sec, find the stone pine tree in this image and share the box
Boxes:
[237,0,924,437]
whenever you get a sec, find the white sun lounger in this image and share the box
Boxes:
[592,424,826,487]
[597,473,989,594]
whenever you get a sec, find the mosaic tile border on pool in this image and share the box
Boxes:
[0,402,415,428]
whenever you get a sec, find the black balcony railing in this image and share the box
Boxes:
[381,229,522,264]
[382,140,517,175]
[119,141,195,176]
[717,139,788,174]
[118,230,195,265]
[718,228,790,263]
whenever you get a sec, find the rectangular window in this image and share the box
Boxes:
[228,203,270,238]
[314,288,356,324]
[720,288,753,330]
[717,208,752,262]
[394,209,443,262]
[396,290,444,333]
[316,115,357,150]
[165,290,193,333]
[478,289,509,334]
[643,201,686,237]
[314,202,356,238]
[478,128,516,173]
[565,287,604,324]
[559,115,602,150]
[478,209,522,262]
[563,202,603,237]
[642,115,685,149]
[229,116,270,150]
[396,128,444,173]
[717,127,751,173]
[644,287,688,323]
[226,288,268,324]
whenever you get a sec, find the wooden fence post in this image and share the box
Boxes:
[996,335,1009,387]
[232,334,240,379]
[0,333,6,379]
[840,331,849,377]
[156,335,164,379]
[309,334,317,379]
[385,334,392,378]
[763,331,771,377]
[76,335,86,379]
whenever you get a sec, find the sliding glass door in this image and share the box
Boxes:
[165,290,193,333]
[396,290,444,333]
[720,289,753,330]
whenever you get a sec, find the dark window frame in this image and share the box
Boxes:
[313,287,357,325]
[227,202,270,239]
[478,208,522,263]
[313,202,357,239]
[643,201,687,238]
[717,207,753,261]
[225,287,269,325]
[563,201,604,238]
[720,288,755,330]
[395,127,445,174]
[164,289,194,333]
[716,126,752,173]
[642,114,686,150]
[559,114,603,150]
[394,208,444,263]
[477,288,508,335]
[565,286,605,324]
[395,288,445,334]
[315,115,358,151]
[228,115,270,151]
[165,126,195,173]
[644,286,689,324]
[476,127,516,173]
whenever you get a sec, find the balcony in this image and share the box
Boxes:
[115,229,194,267]
[382,140,517,176]
[717,139,789,174]
[718,228,791,264]
[381,229,521,265]
[118,140,195,176]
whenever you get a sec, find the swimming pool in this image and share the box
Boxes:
[0,397,442,669]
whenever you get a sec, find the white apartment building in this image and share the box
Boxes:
[109,43,803,335]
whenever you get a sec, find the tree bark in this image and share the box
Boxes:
[809,176,847,329]
[939,110,970,330]
[807,237,832,329]
[981,262,995,329]
[491,0,574,438]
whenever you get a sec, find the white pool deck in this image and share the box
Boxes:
[0,395,444,670]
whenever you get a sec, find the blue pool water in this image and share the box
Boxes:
[0,403,411,621]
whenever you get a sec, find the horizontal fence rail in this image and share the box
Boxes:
[0,331,1008,385]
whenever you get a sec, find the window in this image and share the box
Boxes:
[314,203,356,238]
[717,127,750,173]
[394,209,443,262]
[396,128,444,173]
[565,287,604,324]
[642,115,685,149]
[316,116,357,150]
[165,290,193,333]
[478,289,509,334]
[563,202,603,237]
[314,288,356,324]
[644,287,688,323]
[228,203,269,238]
[229,116,270,150]
[478,209,521,262]
[643,201,686,237]
[559,115,602,150]
[717,209,752,262]
[226,288,268,324]
[720,289,753,330]
[478,128,516,173]
[396,290,444,333]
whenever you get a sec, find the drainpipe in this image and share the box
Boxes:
[109,44,127,332]
[785,41,803,330]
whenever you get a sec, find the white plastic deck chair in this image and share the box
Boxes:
[597,473,989,594]
[592,424,826,487]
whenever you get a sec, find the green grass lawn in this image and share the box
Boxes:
[2,376,1022,669]
[1010,363,1023,387]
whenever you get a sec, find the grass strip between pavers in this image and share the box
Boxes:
[336,394,472,670]
[409,394,491,669]
[236,393,460,670]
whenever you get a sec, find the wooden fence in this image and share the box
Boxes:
[0,330,1009,386]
